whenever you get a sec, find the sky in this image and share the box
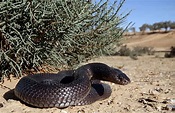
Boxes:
[95,0,175,31]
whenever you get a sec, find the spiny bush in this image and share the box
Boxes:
[0,0,130,81]
[131,46,155,56]
[164,46,175,58]
[115,45,155,59]
[116,45,131,56]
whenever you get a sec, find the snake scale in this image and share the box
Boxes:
[14,63,130,108]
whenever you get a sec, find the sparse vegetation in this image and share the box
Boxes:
[116,45,131,56]
[164,46,175,58]
[114,45,155,60]
[132,46,155,56]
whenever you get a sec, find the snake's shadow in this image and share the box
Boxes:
[3,89,18,100]
[3,89,38,108]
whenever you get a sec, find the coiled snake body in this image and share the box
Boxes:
[14,63,130,108]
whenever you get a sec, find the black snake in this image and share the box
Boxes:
[14,63,130,108]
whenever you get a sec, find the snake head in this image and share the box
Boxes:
[110,68,131,85]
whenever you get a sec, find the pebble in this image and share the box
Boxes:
[149,89,160,96]
[156,105,162,111]
[169,98,175,104]
[163,98,175,104]
[60,110,68,113]
[77,109,85,113]
[165,105,175,111]
[0,103,3,108]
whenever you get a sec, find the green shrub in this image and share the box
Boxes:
[0,0,130,81]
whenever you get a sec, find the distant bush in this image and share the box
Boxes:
[115,45,154,60]
[116,45,131,56]
[132,46,155,56]
[164,46,175,58]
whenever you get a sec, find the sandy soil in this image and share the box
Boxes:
[0,55,175,113]
[123,31,175,51]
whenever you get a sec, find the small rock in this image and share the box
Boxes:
[123,107,130,111]
[163,98,175,104]
[138,98,157,104]
[156,105,162,111]
[129,94,133,98]
[145,105,154,112]
[165,105,175,111]
[170,99,175,104]
[117,102,122,105]
[164,88,171,94]
[154,87,163,92]
[0,103,3,108]
[77,109,85,113]
[60,110,68,113]
[149,89,160,96]
[107,99,114,105]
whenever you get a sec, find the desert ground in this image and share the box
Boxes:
[0,31,175,113]
[123,30,175,51]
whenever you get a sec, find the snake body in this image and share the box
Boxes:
[14,63,130,108]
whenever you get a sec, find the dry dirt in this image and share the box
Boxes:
[0,31,175,113]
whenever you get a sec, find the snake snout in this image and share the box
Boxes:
[118,73,131,85]
[112,68,131,85]
[120,77,131,85]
